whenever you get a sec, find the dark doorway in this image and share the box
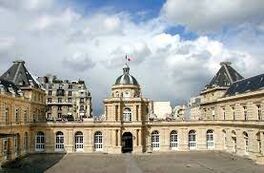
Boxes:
[122,132,133,153]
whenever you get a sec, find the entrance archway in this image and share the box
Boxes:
[122,132,133,153]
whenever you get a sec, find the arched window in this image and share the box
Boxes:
[206,129,214,149]
[80,105,84,111]
[94,131,103,151]
[55,131,64,151]
[243,132,249,154]
[170,130,178,150]
[123,108,132,122]
[151,130,160,151]
[75,131,84,151]
[222,130,227,149]
[35,131,45,151]
[188,130,196,150]
[231,130,237,153]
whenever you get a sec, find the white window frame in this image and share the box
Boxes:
[55,131,64,152]
[94,131,103,151]
[170,131,178,150]
[35,132,45,152]
[123,108,132,122]
[151,131,160,151]
[188,130,196,150]
[206,130,214,149]
[75,132,84,152]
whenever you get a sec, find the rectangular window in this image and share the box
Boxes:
[47,113,51,119]
[243,106,247,120]
[58,113,62,119]
[222,108,226,120]
[68,85,72,89]
[4,107,8,124]
[68,91,72,96]
[58,98,62,103]
[3,138,8,160]
[24,110,27,123]
[115,130,118,146]
[257,105,262,120]
[115,105,118,121]
[137,129,139,146]
[58,106,62,111]
[211,108,215,120]
[136,105,139,121]
[15,108,19,124]
[232,107,235,120]
[105,106,108,120]
[47,98,52,103]
[68,98,72,103]
[48,90,52,96]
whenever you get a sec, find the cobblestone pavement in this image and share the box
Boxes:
[1,151,264,173]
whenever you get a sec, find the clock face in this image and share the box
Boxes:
[124,91,130,98]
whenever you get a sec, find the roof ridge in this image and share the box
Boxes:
[13,62,22,83]
[223,64,233,83]
[232,73,264,84]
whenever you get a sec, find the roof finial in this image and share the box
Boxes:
[123,54,130,74]
[220,61,231,66]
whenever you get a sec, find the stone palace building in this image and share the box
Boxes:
[0,60,264,166]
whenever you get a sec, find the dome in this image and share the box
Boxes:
[114,64,139,86]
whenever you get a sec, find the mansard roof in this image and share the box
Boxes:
[0,79,21,95]
[206,62,244,89]
[225,73,264,96]
[0,60,40,88]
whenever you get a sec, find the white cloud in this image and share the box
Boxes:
[161,0,264,33]
[0,1,262,114]
[0,0,53,11]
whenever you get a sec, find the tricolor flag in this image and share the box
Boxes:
[125,55,132,62]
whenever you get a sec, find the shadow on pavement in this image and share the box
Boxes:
[0,153,66,173]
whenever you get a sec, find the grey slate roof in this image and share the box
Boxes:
[0,79,21,95]
[0,60,40,88]
[225,73,264,96]
[115,64,139,86]
[206,62,244,89]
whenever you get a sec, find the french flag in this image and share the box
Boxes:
[125,55,132,61]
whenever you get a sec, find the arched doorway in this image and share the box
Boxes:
[122,132,133,153]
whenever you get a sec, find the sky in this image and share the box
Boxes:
[0,0,264,115]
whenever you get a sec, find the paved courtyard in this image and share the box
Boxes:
[1,151,264,173]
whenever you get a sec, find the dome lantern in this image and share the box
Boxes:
[114,63,139,86]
